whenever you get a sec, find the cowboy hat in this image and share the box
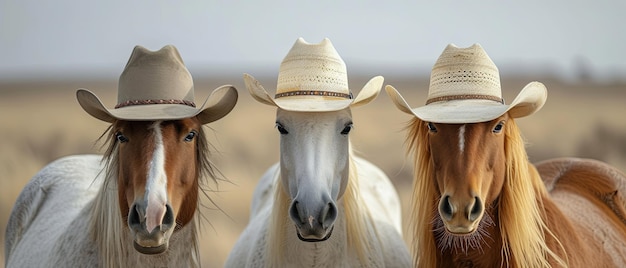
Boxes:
[244,37,383,112]
[385,43,547,123]
[76,45,238,124]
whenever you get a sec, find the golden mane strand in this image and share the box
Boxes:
[499,118,566,268]
[406,117,439,267]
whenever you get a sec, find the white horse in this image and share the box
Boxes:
[225,108,411,267]
[4,117,224,267]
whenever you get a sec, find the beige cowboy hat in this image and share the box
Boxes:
[385,43,547,123]
[76,45,238,124]
[244,37,383,112]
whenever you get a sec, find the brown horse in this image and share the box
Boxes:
[406,113,626,267]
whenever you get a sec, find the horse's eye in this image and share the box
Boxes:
[276,122,288,135]
[493,121,505,133]
[341,123,353,135]
[184,131,197,142]
[427,122,438,133]
[115,132,129,143]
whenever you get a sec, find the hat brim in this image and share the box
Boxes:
[385,81,547,124]
[76,85,238,124]
[244,73,383,112]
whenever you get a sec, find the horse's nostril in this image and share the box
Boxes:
[439,195,454,220]
[289,200,304,225]
[162,204,174,229]
[469,196,483,221]
[128,204,142,228]
[321,201,337,229]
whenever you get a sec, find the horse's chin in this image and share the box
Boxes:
[133,241,168,255]
[434,213,494,253]
[296,226,334,242]
[131,226,174,255]
[440,212,485,236]
[443,223,479,235]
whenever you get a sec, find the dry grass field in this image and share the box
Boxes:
[1,74,625,267]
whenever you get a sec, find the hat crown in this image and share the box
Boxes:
[117,45,195,106]
[427,44,502,104]
[276,38,350,96]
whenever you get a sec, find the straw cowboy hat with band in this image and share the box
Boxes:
[76,45,238,124]
[385,43,547,123]
[244,37,383,112]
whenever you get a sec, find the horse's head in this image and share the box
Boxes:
[112,117,203,254]
[427,114,509,235]
[275,108,353,242]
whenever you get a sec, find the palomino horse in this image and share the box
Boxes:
[405,113,626,267]
[225,108,411,267]
[5,91,237,267]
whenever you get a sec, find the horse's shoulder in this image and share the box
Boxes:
[353,156,387,177]
[249,163,279,218]
[5,154,103,262]
[352,156,397,198]
[351,156,405,234]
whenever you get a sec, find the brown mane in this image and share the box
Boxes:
[406,116,626,267]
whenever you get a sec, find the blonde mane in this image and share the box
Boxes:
[265,148,377,267]
[87,122,215,268]
[407,117,567,268]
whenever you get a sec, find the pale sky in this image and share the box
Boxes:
[1,0,624,81]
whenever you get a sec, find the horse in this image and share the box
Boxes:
[405,113,626,267]
[225,107,412,267]
[5,116,228,267]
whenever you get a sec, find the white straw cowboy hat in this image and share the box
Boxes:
[385,43,547,123]
[76,45,238,124]
[244,37,383,112]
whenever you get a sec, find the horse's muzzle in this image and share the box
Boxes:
[128,202,175,254]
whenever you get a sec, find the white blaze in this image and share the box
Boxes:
[458,124,466,154]
[145,121,168,233]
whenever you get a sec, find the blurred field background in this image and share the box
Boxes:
[1,73,625,267]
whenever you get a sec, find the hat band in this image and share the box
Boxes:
[115,99,196,109]
[426,94,504,105]
[275,90,353,99]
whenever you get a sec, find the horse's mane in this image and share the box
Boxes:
[266,146,377,267]
[407,117,567,268]
[88,121,216,268]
